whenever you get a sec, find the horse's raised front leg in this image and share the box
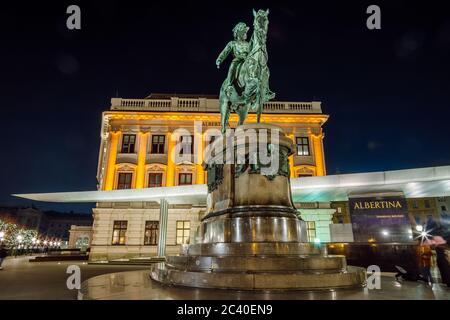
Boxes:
[220,100,230,134]
[237,105,249,126]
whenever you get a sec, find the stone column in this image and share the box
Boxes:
[166,132,176,186]
[104,131,120,190]
[136,132,149,188]
[311,132,326,176]
[195,131,205,184]
[287,133,296,178]
[157,199,169,257]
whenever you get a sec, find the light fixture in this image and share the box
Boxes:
[381,230,389,236]
[415,225,423,232]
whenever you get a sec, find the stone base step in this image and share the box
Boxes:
[166,254,347,273]
[151,263,366,290]
[89,256,165,265]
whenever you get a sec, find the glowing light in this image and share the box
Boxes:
[0,231,4,239]
[43,240,48,245]
[314,238,321,244]
[416,225,423,232]
[382,230,389,236]
[415,225,433,245]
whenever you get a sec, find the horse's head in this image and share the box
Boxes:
[252,9,269,33]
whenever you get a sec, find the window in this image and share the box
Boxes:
[179,173,192,185]
[298,173,313,178]
[176,220,190,245]
[306,221,316,243]
[121,134,136,153]
[442,206,447,212]
[412,200,418,209]
[144,221,159,245]
[179,135,194,155]
[112,220,127,245]
[148,173,163,188]
[151,135,165,154]
[296,137,310,156]
[117,172,133,189]
[424,200,431,208]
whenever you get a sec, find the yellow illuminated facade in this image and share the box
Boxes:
[96,94,329,191]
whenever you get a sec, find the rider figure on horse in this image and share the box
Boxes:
[216,22,250,98]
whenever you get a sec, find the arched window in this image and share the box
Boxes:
[145,164,166,188]
[114,164,137,189]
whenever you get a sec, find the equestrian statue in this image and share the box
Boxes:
[216,9,275,133]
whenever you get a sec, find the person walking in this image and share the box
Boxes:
[0,244,8,270]
[427,236,450,287]
[435,242,450,287]
[419,244,433,285]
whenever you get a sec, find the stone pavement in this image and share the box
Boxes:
[0,256,146,300]
[80,269,450,300]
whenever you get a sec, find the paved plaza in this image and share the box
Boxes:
[1,256,449,300]
[0,256,144,300]
[80,269,450,300]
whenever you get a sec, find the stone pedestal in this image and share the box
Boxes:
[151,124,366,290]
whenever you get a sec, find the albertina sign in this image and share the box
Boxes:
[349,196,412,243]
[352,200,403,210]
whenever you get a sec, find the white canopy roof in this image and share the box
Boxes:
[13,166,450,205]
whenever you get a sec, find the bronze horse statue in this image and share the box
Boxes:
[216,9,275,133]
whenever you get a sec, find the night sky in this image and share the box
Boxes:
[1,1,450,213]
